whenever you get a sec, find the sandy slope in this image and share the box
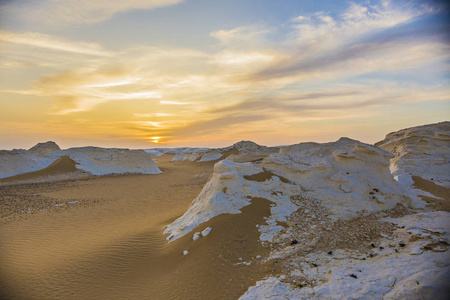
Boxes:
[0,155,271,300]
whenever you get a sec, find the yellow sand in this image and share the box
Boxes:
[0,155,271,299]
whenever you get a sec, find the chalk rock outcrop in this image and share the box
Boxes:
[48,147,162,176]
[0,142,162,179]
[376,122,450,193]
[0,149,55,179]
[0,141,62,179]
[164,138,410,242]
[170,140,278,163]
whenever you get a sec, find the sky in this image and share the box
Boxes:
[0,0,449,149]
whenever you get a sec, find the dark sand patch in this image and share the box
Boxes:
[226,154,268,163]
[413,176,450,211]
[244,169,290,184]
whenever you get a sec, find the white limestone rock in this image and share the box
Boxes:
[47,147,162,176]
[376,121,450,193]
[165,138,410,241]
[0,149,56,179]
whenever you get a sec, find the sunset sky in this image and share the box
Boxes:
[0,0,449,149]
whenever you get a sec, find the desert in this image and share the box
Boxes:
[0,122,449,299]
[1,1,449,299]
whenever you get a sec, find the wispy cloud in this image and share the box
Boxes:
[0,30,111,56]
[210,26,272,46]
[1,0,184,27]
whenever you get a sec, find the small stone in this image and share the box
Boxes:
[327,251,333,255]
[290,240,298,245]
[376,195,386,203]
[410,246,423,255]
[201,227,212,237]
[340,184,352,193]
[349,274,358,279]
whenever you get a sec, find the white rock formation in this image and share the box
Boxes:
[164,138,410,241]
[0,149,55,179]
[0,141,63,179]
[376,122,450,192]
[264,137,410,219]
[170,141,277,162]
[172,150,208,162]
[0,142,162,179]
[48,147,162,176]
[231,141,278,155]
[198,151,223,162]
[143,149,163,157]
[156,147,209,155]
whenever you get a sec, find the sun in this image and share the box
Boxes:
[149,136,160,144]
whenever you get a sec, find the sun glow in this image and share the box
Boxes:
[149,136,161,144]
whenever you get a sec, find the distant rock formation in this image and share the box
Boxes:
[0,149,55,179]
[48,147,162,176]
[171,140,278,163]
[28,141,61,155]
[0,142,161,179]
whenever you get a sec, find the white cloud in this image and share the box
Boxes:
[210,26,271,45]
[291,0,424,47]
